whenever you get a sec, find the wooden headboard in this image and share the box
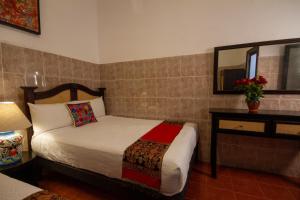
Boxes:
[21,83,105,151]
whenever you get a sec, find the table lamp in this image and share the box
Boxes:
[0,102,32,166]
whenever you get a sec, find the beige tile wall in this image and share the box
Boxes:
[99,54,300,178]
[1,42,299,177]
[0,43,101,112]
[0,42,101,151]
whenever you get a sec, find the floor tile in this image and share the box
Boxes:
[190,171,207,183]
[185,182,206,200]
[289,187,300,200]
[201,186,237,200]
[232,178,263,197]
[230,168,262,181]
[205,174,233,190]
[257,174,299,188]
[259,183,296,200]
[235,192,267,200]
[37,162,299,200]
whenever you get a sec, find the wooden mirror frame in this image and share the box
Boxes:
[213,37,300,95]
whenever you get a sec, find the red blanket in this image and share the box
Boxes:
[122,121,184,190]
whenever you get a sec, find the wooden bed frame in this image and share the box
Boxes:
[21,83,198,200]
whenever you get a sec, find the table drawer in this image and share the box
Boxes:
[276,123,300,136]
[219,120,265,132]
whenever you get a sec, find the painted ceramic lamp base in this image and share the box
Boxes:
[0,131,23,166]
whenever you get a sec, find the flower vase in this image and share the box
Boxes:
[247,101,260,113]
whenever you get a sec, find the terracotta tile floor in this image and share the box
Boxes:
[38,162,300,200]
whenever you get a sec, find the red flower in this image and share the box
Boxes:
[235,76,267,86]
[234,75,267,102]
[235,80,241,85]
[257,76,267,85]
[239,78,251,85]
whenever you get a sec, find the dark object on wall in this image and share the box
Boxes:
[222,69,245,90]
[282,44,300,90]
[0,0,41,35]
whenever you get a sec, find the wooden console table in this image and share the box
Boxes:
[209,108,300,178]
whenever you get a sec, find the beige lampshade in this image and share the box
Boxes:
[0,102,32,132]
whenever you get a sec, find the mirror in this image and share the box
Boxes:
[283,44,300,90]
[214,38,300,94]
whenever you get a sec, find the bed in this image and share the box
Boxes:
[0,173,64,200]
[21,83,198,200]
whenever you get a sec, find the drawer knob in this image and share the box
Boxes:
[236,125,244,129]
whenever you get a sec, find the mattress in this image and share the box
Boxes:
[0,173,41,200]
[31,116,198,196]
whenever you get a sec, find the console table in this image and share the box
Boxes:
[209,108,300,178]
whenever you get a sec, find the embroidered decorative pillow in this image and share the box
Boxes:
[66,102,97,127]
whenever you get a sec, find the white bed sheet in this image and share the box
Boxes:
[0,173,41,200]
[31,116,198,196]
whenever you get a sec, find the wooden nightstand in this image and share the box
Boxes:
[0,151,36,184]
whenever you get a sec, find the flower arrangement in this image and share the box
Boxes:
[235,76,267,112]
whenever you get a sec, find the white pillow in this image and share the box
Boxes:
[28,103,72,135]
[70,97,105,118]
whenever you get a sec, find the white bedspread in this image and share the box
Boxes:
[0,173,41,200]
[31,116,198,196]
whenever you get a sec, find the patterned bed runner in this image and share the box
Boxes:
[122,121,184,190]
[23,190,67,200]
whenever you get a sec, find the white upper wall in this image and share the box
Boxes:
[0,0,99,63]
[98,0,300,64]
[1,0,299,64]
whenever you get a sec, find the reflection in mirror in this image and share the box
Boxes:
[257,44,285,90]
[218,47,258,90]
[258,43,300,90]
[246,47,259,79]
[283,44,300,90]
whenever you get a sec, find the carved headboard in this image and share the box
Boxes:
[21,83,105,151]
